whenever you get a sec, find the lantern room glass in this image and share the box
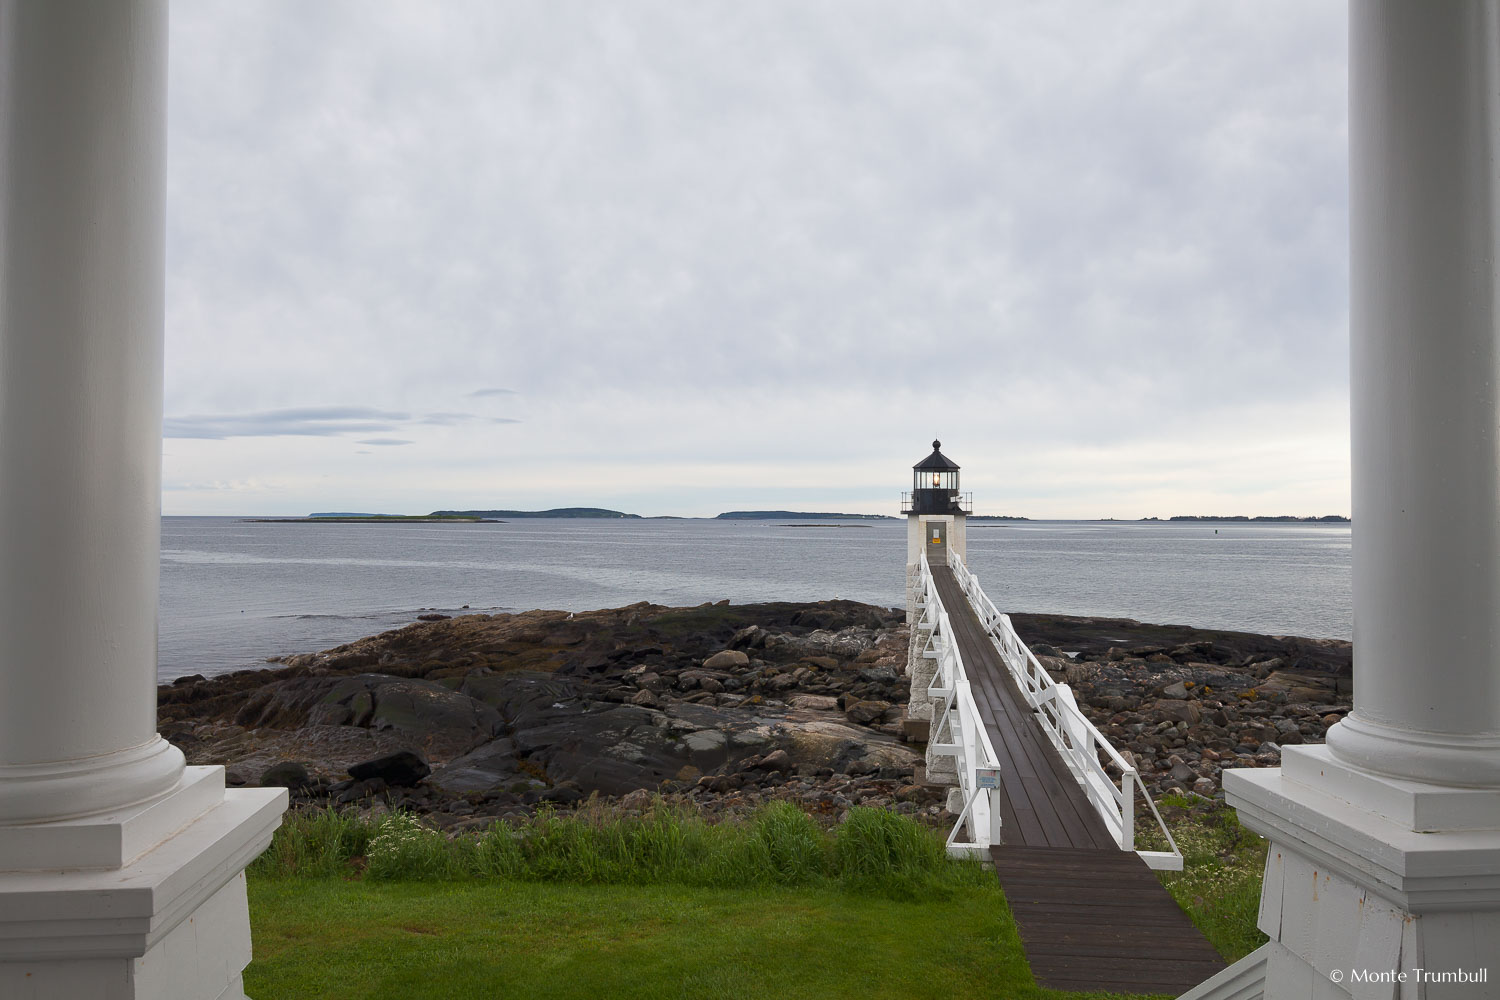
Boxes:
[916,469,959,493]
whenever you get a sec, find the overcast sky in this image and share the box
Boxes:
[163,1,1349,519]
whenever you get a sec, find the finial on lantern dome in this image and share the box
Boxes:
[933,439,941,450]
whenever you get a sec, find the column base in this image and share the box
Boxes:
[0,768,286,1000]
[0,764,225,870]
[1326,713,1500,790]
[1285,743,1500,834]
[0,736,186,824]
[1191,746,1500,999]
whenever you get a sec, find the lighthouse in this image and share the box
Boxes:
[902,440,970,623]
[900,441,971,752]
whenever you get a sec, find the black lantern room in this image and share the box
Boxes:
[902,440,969,514]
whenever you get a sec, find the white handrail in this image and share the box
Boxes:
[914,551,1005,859]
[946,551,1182,871]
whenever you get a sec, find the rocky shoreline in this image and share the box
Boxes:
[157,600,1352,833]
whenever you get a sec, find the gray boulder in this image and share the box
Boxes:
[259,760,311,789]
[845,700,892,725]
[426,738,521,794]
[1153,699,1202,725]
[512,703,696,795]
[348,749,430,787]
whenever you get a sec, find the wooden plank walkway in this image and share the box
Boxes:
[929,565,1226,994]
[991,846,1226,995]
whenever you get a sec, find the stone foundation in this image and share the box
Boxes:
[904,625,936,721]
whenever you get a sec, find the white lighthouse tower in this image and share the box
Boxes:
[902,440,970,622]
[901,441,971,751]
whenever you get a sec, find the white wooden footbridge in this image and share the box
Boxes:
[910,547,1225,995]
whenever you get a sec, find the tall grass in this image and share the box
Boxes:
[833,805,949,898]
[1147,794,1269,962]
[251,800,989,900]
[252,805,376,878]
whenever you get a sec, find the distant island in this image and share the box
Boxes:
[969,515,1031,521]
[250,507,643,523]
[428,508,641,519]
[715,511,898,520]
[253,514,491,523]
[1149,515,1350,523]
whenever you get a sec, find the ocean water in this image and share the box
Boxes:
[158,516,1352,682]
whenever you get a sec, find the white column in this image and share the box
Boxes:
[0,5,285,998]
[1324,0,1500,789]
[1185,5,1500,998]
[0,0,185,822]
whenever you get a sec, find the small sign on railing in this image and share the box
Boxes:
[976,767,1002,790]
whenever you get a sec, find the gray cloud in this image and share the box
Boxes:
[164,407,410,439]
[415,411,489,426]
[163,405,520,443]
[468,388,518,398]
[412,411,522,426]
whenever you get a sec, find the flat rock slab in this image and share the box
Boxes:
[786,694,839,711]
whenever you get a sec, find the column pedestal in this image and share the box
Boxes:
[0,776,286,1000]
[1190,748,1500,999]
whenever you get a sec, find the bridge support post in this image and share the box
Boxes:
[903,554,942,742]
[1196,5,1500,997]
[0,4,285,997]
[905,616,939,730]
[923,629,959,789]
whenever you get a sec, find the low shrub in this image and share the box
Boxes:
[833,806,951,898]
[367,812,457,880]
[746,801,827,884]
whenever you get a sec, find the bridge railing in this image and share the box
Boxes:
[947,552,1182,871]
[914,551,1004,859]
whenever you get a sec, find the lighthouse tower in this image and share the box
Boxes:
[902,440,970,622]
[900,441,971,755]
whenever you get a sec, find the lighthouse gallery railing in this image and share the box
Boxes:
[917,550,1182,870]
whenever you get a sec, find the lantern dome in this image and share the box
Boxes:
[914,439,960,474]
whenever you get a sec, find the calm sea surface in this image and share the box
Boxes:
[158,517,1352,682]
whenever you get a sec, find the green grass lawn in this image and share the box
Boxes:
[245,877,1156,1000]
[241,798,1264,999]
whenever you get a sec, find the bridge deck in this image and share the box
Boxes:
[930,565,1115,849]
[929,564,1226,994]
[991,846,1228,994]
